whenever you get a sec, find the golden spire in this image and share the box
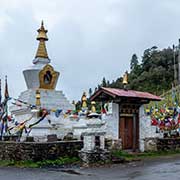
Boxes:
[35,21,49,59]
[91,101,96,113]
[123,71,128,85]
[123,71,128,90]
[81,92,87,109]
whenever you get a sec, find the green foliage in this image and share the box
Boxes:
[111,150,180,161]
[88,88,93,97]
[148,85,180,108]
[111,150,133,158]
[0,156,80,168]
[130,54,139,70]
[101,77,107,87]
[92,46,176,95]
[75,100,81,111]
[35,156,80,167]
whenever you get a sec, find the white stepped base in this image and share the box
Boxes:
[10,89,75,113]
[9,89,75,141]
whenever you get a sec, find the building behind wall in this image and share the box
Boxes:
[90,87,161,152]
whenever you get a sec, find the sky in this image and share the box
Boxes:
[0,0,180,101]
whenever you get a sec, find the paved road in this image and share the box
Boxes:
[0,155,180,180]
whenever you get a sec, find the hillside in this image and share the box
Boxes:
[90,46,177,97]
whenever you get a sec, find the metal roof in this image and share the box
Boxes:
[91,87,162,101]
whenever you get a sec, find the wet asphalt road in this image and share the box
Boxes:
[0,155,180,180]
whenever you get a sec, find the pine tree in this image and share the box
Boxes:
[88,88,92,97]
[102,77,107,87]
[130,54,138,70]
[94,87,98,93]
[107,80,110,87]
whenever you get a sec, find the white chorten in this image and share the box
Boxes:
[10,22,74,140]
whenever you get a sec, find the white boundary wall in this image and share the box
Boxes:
[102,103,119,139]
[139,105,162,152]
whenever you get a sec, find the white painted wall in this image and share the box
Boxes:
[102,103,119,139]
[139,105,162,152]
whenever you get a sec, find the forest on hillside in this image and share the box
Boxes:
[88,46,178,97]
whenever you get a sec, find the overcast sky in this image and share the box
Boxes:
[0,0,180,101]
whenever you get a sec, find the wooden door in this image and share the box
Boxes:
[119,117,133,149]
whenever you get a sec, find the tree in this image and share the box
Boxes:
[88,88,93,97]
[88,45,175,98]
[142,46,158,71]
[101,77,107,87]
[75,101,81,111]
[130,54,138,70]
[107,80,110,87]
[94,87,98,93]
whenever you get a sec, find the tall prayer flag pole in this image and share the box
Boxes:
[178,39,180,85]
[4,76,9,134]
[173,44,177,86]
[4,76,9,100]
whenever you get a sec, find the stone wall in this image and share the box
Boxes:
[79,150,110,164]
[157,138,180,151]
[0,141,83,161]
[144,138,158,151]
[144,138,180,152]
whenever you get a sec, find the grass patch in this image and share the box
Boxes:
[111,150,180,161]
[0,156,80,168]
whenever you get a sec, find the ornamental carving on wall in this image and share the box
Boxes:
[39,64,59,89]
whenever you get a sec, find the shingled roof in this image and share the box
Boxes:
[90,87,161,102]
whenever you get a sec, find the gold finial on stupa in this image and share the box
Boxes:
[123,71,128,85]
[91,101,96,113]
[35,21,49,59]
[81,92,87,109]
[35,89,41,106]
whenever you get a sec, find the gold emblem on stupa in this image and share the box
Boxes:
[39,64,59,89]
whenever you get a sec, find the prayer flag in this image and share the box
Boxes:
[4,76,9,100]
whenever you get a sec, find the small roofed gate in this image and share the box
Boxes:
[90,87,161,151]
[119,104,139,150]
